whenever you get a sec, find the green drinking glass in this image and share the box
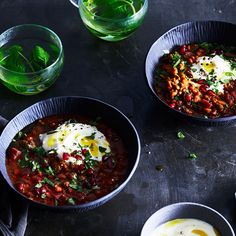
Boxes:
[0,24,64,95]
[71,0,148,41]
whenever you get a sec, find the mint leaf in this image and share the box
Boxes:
[2,45,26,72]
[31,45,50,69]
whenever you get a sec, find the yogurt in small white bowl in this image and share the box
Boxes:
[141,202,235,236]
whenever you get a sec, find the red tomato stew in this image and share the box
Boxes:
[6,115,128,206]
[154,43,236,118]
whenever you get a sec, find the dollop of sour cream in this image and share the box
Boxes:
[39,122,111,163]
[191,55,236,94]
[151,218,221,236]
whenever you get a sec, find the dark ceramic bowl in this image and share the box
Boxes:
[0,96,140,211]
[141,202,235,236]
[146,21,236,125]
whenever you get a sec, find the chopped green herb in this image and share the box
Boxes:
[230,61,236,70]
[172,52,181,68]
[33,147,46,156]
[45,166,55,176]
[173,59,181,68]
[191,68,197,72]
[188,153,197,159]
[31,160,41,172]
[86,132,96,140]
[99,146,107,153]
[43,177,54,187]
[35,182,42,188]
[16,131,27,139]
[18,151,30,168]
[69,179,82,191]
[46,130,58,135]
[224,72,234,77]
[67,198,75,205]
[174,95,179,101]
[177,131,185,139]
[41,193,46,199]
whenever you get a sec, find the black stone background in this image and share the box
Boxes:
[0,0,236,235]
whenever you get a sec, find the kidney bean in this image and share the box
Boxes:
[207,90,215,97]
[62,153,70,161]
[169,103,176,108]
[17,183,25,192]
[201,99,212,108]
[230,90,236,100]
[200,85,207,93]
[179,45,187,54]
[41,187,47,193]
[77,164,85,171]
[9,147,22,160]
[185,94,192,102]
[87,168,94,175]
[198,79,206,84]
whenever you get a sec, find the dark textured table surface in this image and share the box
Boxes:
[0,0,236,235]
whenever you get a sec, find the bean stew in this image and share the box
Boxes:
[154,43,236,118]
[6,115,128,206]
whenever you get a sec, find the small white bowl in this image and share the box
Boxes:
[141,202,235,236]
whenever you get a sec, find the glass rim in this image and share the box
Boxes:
[0,24,63,75]
[79,0,148,23]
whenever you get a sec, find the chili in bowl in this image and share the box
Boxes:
[0,96,140,211]
[146,21,236,125]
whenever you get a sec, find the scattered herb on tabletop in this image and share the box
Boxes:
[188,153,198,160]
[177,131,185,139]
[155,165,164,172]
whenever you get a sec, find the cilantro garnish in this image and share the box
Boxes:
[188,153,197,159]
[177,131,185,139]
[67,198,75,205]
[99,146,107,153]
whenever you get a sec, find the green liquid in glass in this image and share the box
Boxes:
[80,0,147,41]
[0,40,63,95]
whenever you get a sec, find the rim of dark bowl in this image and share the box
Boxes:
[145,20,236,125]
[0,96,141,211]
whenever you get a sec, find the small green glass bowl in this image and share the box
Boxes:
[0,24,64,95]
[77,0,148,42]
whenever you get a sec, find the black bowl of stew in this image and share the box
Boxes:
[0,96,140,211]
[146,21,236,125]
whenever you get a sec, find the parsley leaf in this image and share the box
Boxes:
[188,153,197,159]
[43,177,54,187]
[172,52,181,67]
[86,132,96,140]
[99,146,107,153]
[67,198,75,205]
[177,131,185,139]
